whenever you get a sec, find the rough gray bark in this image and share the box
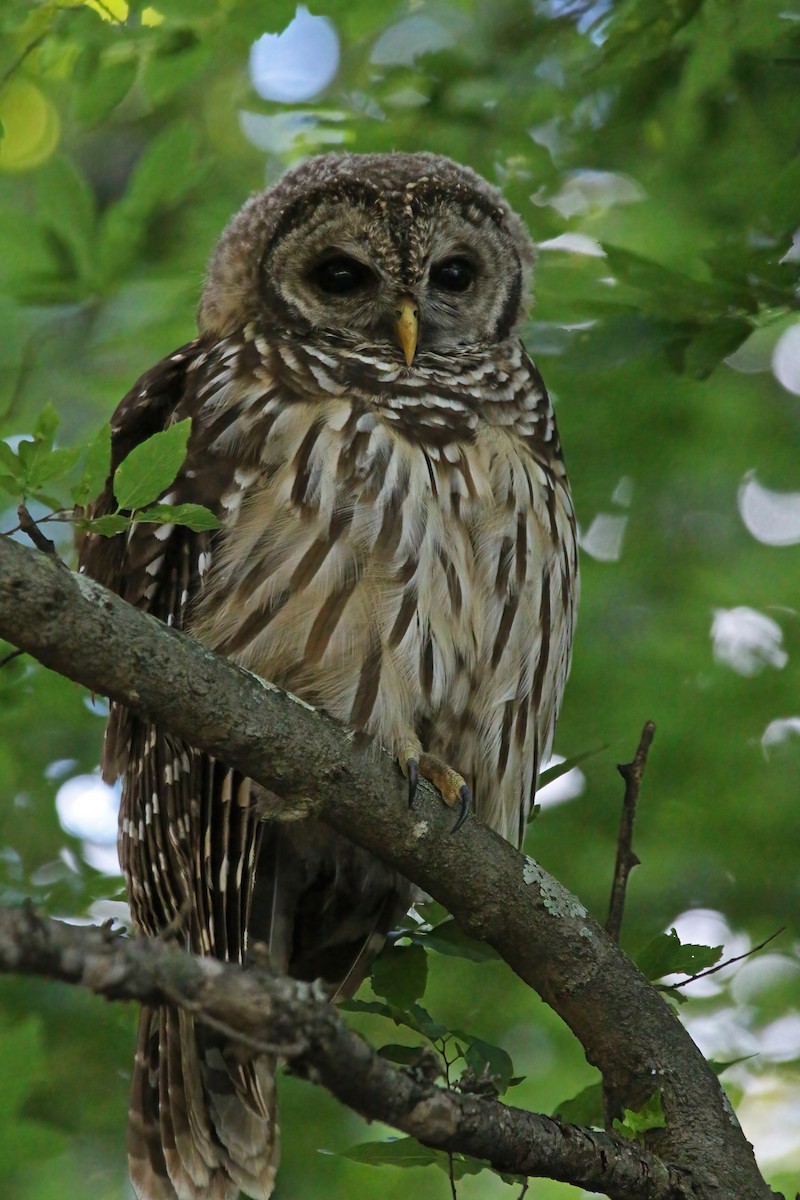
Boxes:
[0,534,779,1200]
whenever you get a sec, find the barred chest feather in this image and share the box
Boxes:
[184,335,577,846]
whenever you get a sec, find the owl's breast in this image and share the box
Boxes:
[190,392,576,782]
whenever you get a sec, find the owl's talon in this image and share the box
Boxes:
[407,757,420,808]
[451,783,471,834]
[399,746,469,826]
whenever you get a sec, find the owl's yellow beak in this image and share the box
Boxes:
[395,297,419,367]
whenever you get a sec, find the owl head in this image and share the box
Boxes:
[199,153,536,364]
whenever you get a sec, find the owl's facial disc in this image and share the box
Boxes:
[199,154,537,344]
[263,197,525,361]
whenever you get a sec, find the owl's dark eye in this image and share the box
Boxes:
[431,256,475,293]
[313,256,373,295]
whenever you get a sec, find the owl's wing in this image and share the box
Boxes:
[78,341,201,606]
[79,338,278,1200]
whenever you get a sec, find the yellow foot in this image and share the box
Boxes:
[399,741,471,833]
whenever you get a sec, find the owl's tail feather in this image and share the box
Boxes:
[128,1005,279,1200]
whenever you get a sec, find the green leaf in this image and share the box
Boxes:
[79,513,132,537]
[376,1043,430,1066]
[612,1090,666,1141]
[679,317,753,379]
[438,1152,487,1180]
[339,998,394,1018]
[34,403,60,447]
[339,997,446,1040]
[154,0,222,16]
[98,122,205,279]
[411,919,499,962]
[767,155,800,231]
[709,1056,755,1076]
[0,1017,67,1166]
[599,0,703,69]
[141,32,213,105]
[138,502,221,531]
[602,246,757,327]
[35,156,96,285]
[122,121,203,212]
[655,984,688,1007]
[338,1136,439,1168]
[32,490,71,511]
[409,900,449,927]
[72,423,112,508]
[15,439,38,471]
[0,441,22,481]
[0,298,32,417]
[461,1036,515,1094]
[29,445,82,486]
[73,48,138,124]
[567,314,676,372]
[113,419,192,511]
[401,1004,448,1040]
[553,1081,604,1126]
[336,1137,486,1180]
[371,942,428,1009]
[636,929,722,981]
[8,412,81,499]
[537,744,610,790]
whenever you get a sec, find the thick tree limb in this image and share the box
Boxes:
[0,907,694,1200]
[0,535,779,1200]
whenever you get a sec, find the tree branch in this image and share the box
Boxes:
[0,907,694,1200]
[606,720,654,943]
[0,535,779,1200]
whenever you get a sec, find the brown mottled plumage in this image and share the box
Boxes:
[78,152,578,1200]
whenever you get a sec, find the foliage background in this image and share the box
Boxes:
[0,1,798,1197]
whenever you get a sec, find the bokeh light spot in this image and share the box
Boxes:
[579,512,627,561]
[772,322,800,395]
[250,7,340,104]
[738,472,800,547]
[56,773,121,876]
[710,607,787,677]
[537,755,586,809]
[0,79,60,172]
[84,0,163,24]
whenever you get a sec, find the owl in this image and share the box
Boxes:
[79,152,578,1200]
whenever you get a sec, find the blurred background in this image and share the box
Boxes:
[0,1,798,1197]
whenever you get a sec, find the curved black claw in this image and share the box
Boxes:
[407,758,420,808]
[451,783,471,834]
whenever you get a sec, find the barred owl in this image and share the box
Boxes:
[79,152,578,1200]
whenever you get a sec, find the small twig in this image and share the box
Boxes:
[2,510,78,539]
[441,1040,459,1200]
[669,927,785,990]
[0,648,24,669]
[448,1153,458,1200]
[605,721,655,944]
[39,508,75,525]
[16,505,58,557]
